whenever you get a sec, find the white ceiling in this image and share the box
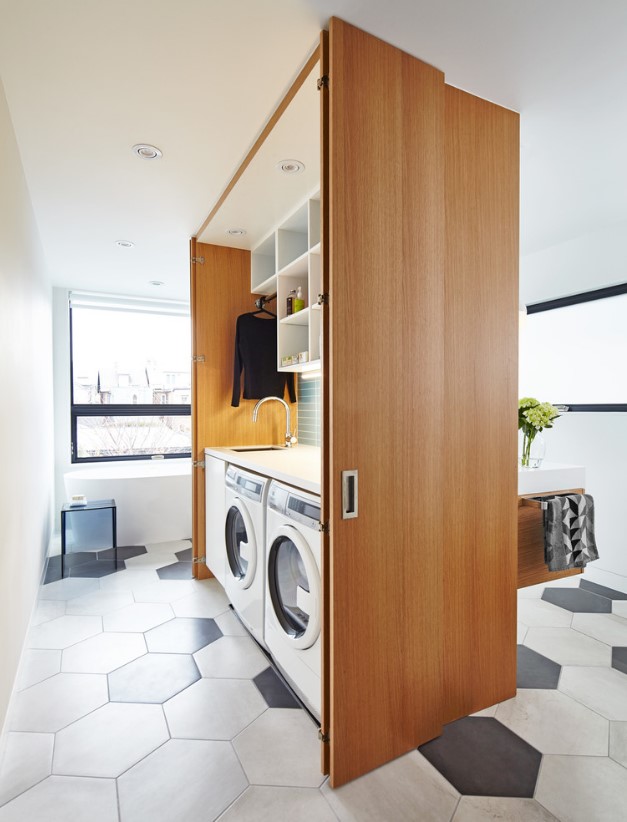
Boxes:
[1,0,626,301]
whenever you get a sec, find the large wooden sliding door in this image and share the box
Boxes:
[323,18,446,786]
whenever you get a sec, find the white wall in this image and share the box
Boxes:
[521,232,627,587]
[53,287,71,518]
[0,79,54,731]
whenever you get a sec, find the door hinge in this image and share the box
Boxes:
[319,521,330,534]
[318,729,330,744]
[317,292,329,306]
[192,555,206,564]
[192,460,205,469]
[192,354,205,363]
[317,75,329,91]
[191,256,205,264]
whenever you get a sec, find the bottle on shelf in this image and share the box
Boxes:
[287,289,296,316]
[294,286,305,313]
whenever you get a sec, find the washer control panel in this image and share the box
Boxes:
[269,484,320,530]
[225,465,266,502]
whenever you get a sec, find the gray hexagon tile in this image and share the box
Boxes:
[9,673,108,732]
[61,631,146,673]
[27,615,102,650]
[102,602,174,633]
[164,677,266,740]
[53,702,169,777]
[516,645,561,689]
[253,667,300,709]
[495,688,609,755]
[321,750,459,821]
[108,652,200,703]
[418,717,542,797]
[145,617,221,653]
[612,647,627,675]
[156,562,193,580]
[579,579,627,600]
[542,587,612,613]
[15,650,61,691]
[559,666,627,719]
[0,732,54,806]
[233,708,324,788]
[0,775,118,822]
[452,796,559,821]
[536,754,627,822]
[117,739,247,822]
[175,546,192,562]
[65,589,133,615]
[194,635,268,679]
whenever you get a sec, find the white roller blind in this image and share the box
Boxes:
[69,291,189,317]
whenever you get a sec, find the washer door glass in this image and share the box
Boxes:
[268,526,320,648]
[225,499,256,588]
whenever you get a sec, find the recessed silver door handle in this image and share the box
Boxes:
[342,470,358,519]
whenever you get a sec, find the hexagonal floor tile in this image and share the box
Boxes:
[418,717,542,797]
[194,636,268,679]
[612,647,627,675]
[145,617,221,653]
[572,612,627,646]
[98,568,159,592]
[27,615,102,650]
[164,677,266,740]
[65,559,125,578]
[0,775,118,822]
[220,786,339,822]
[53,702,169,777]
[98,545,147,561]
[253,667,300,709]
[124,552,178,570]
[102,602,174,633]
[452,796,559,821]
[580,579,627,600]
[117,739,247,822]
[175,547,192,562]
[536,755,627,822]
[10,673,108,732]
[38,577,99,601]
[171,582,230,618]
[610,722,627,768]
[16,650,61,690]
[524,627,611,666]
[132,580,195,603]
[30,600,66,627]
[233,708,324,788]
[65,589,133,616]
[496,688,608,755]
[215,608,248,636]
[559,666,627,719]
[61,632,146,674]
[516,645,561,689]
[0,732,54,806]
[157,561,193,580]
[542,587,612,613]
[518,598,573,627]
[108,652,200,703]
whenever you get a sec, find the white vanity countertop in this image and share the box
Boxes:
[205,445,321,495]
[518,461,586,496]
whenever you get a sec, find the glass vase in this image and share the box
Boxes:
[519,430,545,469]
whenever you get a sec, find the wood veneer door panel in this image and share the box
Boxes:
[326,18,445,787]
[443,87,519,720]
[190,241,295,579]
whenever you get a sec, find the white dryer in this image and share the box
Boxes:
[265,480,321,719]
[224,465,269,648]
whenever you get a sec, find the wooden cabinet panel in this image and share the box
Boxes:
[442,87,519,720]
[518,489,584,588]
[326,17,445,787]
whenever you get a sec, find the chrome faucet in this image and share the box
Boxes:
[252,396,296,448]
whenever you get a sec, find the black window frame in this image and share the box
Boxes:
[525,282,627,412]
[70,304,192,463]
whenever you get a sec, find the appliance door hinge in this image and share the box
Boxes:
[317,292,329,306]
[317,75,329,91]
[192,354,205,363]
[192,556,206,564]
[191,256,205,264]
[319,521,330,534]
[192,460,205,469]
[318,729,330,744]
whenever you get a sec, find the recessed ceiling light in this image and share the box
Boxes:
[276,159,305,174]
[225,228,247,236]
[116,240,134,248]
[132,143,162,160]
[149,280,164,286]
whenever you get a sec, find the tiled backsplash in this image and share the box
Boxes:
[297,374,321,447]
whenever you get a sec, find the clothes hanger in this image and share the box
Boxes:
[251,295,276,318]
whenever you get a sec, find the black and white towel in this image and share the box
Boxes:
[544,493,599,572]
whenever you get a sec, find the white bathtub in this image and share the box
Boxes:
[63,458,192,547]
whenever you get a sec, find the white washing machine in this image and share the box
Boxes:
[265,480,321,719]
[224,465,270,648]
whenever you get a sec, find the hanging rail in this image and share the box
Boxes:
[254,293,277,310]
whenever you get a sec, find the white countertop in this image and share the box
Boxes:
[518,461,585,496]
[205,445,321,495]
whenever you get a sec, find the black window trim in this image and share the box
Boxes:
[524,282,627,413]
[70,304,192,463]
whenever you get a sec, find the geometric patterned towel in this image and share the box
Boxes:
[543,493,599,572]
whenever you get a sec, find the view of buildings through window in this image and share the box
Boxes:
[71,302,191,459]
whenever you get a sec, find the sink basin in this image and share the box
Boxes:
[230,446,286,452]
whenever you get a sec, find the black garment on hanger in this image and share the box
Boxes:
[231,313,296,407]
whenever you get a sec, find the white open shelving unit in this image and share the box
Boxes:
[251,190,321,373]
